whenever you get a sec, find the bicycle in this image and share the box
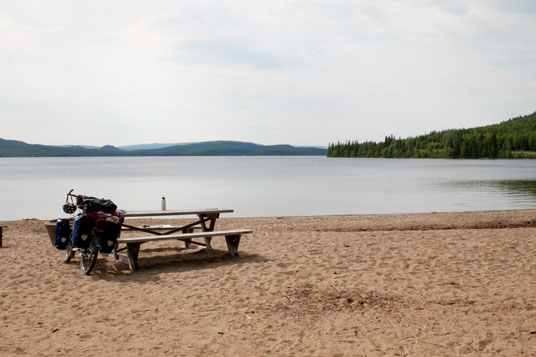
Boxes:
[62,189,121,275]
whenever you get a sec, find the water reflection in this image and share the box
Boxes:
[439,180,536,207]
[495,180,536,199]
[443,180,536,196]
[495,180,536,197]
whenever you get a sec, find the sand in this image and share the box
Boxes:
[1,210,536,356]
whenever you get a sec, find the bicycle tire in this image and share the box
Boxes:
[80,236,99,275]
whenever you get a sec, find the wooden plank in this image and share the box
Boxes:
[117,229,252,244]
[115,229,251,270]
[187,240,207,247]
[121,209,233,217]
[121,225,201,232]
[121,223,196,236]
[121,221,204,235]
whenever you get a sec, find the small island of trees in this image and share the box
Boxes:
[328,112,536,159]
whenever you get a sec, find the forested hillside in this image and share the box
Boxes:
[0,139,326,157]
[0,139,123,157]
[328,112,536,159]
[130,141,326,156]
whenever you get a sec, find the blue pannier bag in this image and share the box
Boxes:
[71,214,94,249]
[96,222,121,254]
[54,219,71,250]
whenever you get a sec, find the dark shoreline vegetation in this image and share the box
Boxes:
[328,111,536,159]
[0,140,327,157]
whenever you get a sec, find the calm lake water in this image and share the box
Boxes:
[1,156,536,220]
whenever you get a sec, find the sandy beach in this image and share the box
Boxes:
[1,210,536,356]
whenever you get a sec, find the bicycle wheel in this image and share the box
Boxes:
[80,236,99,275]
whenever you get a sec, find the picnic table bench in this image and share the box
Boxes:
[115,209,252,270]
[0,225,6,247]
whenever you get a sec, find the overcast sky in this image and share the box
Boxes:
[1,1,535,147]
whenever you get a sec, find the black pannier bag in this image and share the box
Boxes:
[96,222,121,254]
[71,214,94,249]
[54,219,71,250]
[80,198,117,213]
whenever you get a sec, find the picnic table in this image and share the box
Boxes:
[0,225,6,247]
[115,209,251,270]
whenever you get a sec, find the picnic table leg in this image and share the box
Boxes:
[198,214,219,250]
[127,243,140,271]
[225,234,241,257]
[113,216,125,260]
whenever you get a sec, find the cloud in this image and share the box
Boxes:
[0,0,535,146]
[172,40,305,69]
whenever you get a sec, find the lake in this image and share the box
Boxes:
[1,156,535,220]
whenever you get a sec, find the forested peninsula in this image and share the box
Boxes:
[328,112,536,159]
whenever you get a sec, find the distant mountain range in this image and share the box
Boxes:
[0,139,328,157]
[60,143,195,151]
[119,143,197,151]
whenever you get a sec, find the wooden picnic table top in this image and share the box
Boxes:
[120,208,234,218]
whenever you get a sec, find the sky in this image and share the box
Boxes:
[1,0,535,147]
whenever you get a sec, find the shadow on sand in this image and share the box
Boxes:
[90,247,268,283]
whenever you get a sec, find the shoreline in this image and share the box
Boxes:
[2,209,536,237]
[2,207,536,225]
[1,209,535,355]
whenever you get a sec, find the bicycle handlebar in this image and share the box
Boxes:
[66,189,97,201]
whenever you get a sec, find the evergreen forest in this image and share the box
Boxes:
[327,112,536,159]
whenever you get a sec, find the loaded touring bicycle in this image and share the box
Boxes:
[46,190,122,275]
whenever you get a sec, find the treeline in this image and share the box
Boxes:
[328,112,536,159]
